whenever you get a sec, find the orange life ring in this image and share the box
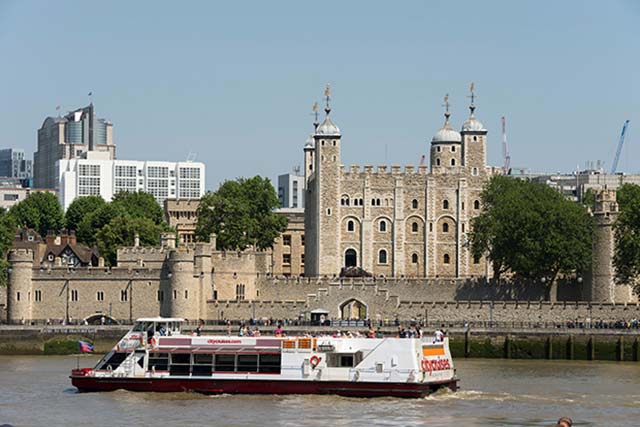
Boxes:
[310,355,321,368]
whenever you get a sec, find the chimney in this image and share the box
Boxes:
[161,232,176,249]
[68,230,77,246]
[45,230,55,246]
[210,233,217,250]
[60,229,69,245]
[134,233,140,248]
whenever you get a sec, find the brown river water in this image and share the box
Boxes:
[0,356,638,426]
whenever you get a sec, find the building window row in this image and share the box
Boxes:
[341,196,364,206]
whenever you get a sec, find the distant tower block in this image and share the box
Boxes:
[591,189,619,303]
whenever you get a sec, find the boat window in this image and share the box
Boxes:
[340,355,354,367]
[215,354,236,372]
[237,355,258,372]
[258,354,281,373]
[325,352,363,368]
[96,352,128,370]
[132,321,151,332]
[192,354,213,376]
[148,352,169,371]
[137,355,145,368]
[169,353,191,376]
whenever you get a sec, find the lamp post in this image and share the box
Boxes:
[127,279,132,324]
[64,267,75,325]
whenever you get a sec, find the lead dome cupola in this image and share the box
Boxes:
[431,94,461,144]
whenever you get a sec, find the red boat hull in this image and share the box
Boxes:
[71,375,458,398]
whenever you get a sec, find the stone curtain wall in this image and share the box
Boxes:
[208,298,640,325]
[256,276,582,303]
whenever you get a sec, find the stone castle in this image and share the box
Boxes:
[4,87,637,325]
[305,87,494,278]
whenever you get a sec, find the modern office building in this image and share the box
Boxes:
[57,152,205,210]
[34,104,115,189]
[0,149,32,182]
[277,172,305,208]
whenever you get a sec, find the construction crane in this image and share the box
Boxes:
[610,120,630,174]
[501,116,511,174]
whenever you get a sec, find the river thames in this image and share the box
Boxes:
[0,356,638,426]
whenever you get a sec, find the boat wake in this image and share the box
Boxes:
[424,389,583,405]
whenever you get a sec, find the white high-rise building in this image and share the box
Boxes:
[277,172,305,209]
[57,152,205,210]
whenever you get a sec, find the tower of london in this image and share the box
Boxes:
[305,86,495,278]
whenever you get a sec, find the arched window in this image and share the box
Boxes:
[451,158,456,166]
[379,220,387,232]
[451,145,456,152]
[359,198,363,205]
[376,199,381,206]
[412,253,418,264]
[412,222,419,233]
[436,146,441,152]
[442,222,449,233]
[473,254,481,264]
[443,199,449,209]
[347,220,354,232]
[443,254,450,264]
[378,249,387,264]
[412,199,418,209]
[474,200,480,210]
[436,158,441,166]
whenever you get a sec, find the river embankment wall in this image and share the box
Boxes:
[2,325,639,361]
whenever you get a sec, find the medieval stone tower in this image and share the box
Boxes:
[589,189,637,303]
[7,249,34,323]
[305,85,342,276]
[305,84,491,278]
[166,243,212,320]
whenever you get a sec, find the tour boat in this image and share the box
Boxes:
[70,317,458,398]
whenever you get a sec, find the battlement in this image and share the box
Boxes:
[341,164,431,177]
[594,189,619,215]
[169,248,199,263]
[9,249,34,262]
[32,266,163,280]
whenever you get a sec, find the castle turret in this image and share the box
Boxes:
[7,249,35,324]
[304,135,315,185]
[167,248,201,320]
[430,94,462,172]
[590,189,619,303]
[305,84,342,276]
[460,83,487,175]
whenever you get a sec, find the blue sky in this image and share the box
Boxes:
[0,1,638,190]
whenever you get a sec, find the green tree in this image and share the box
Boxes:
[0,210,16,287]
[77,203,124,247]
[65,195,107,231]
[196,176,287,250]
[111,191,164,225]
[613,183,640,292]
[470,176,593,298]
[9,192,64,237]
[96,215,164,265]
[581,188,595,209]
